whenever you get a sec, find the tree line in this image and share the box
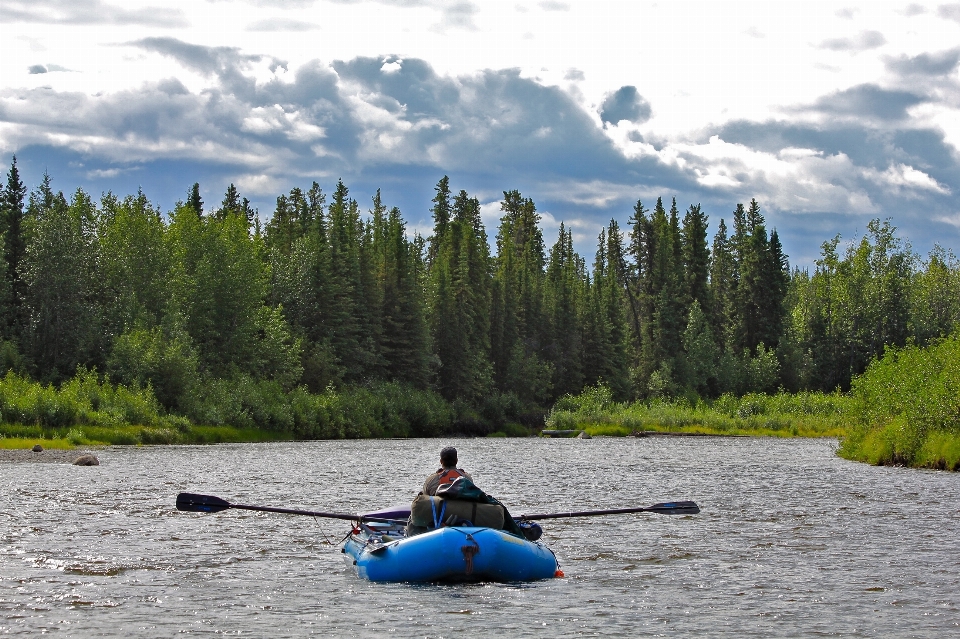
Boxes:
[1,155,958,430]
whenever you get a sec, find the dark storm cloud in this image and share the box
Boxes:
[598,86,651,125]
[806,84,925,121]
[134,38,265,78]
[819,30,887,52]
[715,120,956,177]
[885,48,960,77]
[4,42,959,268]
[331,56,639,182]
[1,0,186,27]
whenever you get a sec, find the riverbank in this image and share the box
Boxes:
[0,446,101,463]
[0,423,295,448]
[547,386,849,439]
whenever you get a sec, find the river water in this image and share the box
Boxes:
[2,437,958,637]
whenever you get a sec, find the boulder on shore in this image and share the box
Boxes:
[32,444,43,452]
[73,454,100,466]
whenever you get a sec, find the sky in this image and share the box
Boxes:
[2,0,960,267]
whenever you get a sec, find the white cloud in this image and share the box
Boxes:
[863,163,950,195]
[380,60,403,73]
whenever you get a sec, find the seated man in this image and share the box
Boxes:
[422,446,472,496]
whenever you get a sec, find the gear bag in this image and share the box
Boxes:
[409,493,505,529]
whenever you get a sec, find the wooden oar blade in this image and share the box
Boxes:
[646,501,700,515]
[176,492,231,513]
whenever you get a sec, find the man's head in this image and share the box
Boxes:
[440,446,458,467]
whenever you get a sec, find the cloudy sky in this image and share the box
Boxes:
[2,0,960,266]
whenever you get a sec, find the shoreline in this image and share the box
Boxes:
[0,448,102,464]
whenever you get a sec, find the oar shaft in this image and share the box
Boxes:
[519,502,699,520]
[520,507,655,520]
[229,503,405,524]
[227,503,360,520]
[176,493,405,524]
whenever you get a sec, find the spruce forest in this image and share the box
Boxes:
[1,155,959,440]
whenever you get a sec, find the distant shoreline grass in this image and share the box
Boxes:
[577,422,845,438]
[546,385,849,440]
[0,423,296,448]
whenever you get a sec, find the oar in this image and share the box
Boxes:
[517,501,700,520]
[175,493,405,524]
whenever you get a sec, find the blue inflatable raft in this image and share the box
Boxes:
[342,506,560,582]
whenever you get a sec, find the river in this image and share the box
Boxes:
[2,437,958,637]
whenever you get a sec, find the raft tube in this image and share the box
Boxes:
[343,524,560,582]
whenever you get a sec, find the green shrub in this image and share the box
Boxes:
[547,384,847,438]
[840,334,960,469]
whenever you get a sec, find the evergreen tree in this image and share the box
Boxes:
[264,193,296,256]
[0,156,27,338]
[27,171,55,218]
[326,179,378,381]
[491,190,551,404]
[625,199,654,375]
[588,222,632,398]
[428,176,451,266]
[545,224,584,397]
[216,183,241,221]
[761,228,790,349]
[728,203,748,350]
[649,197,683,380]
[187,183,203,218]
[378,203,432,387]
[681,203,710,312]
[709,218,734,341]
[428,187,493,401]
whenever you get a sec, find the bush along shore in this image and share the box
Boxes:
[838,335,960,471]
[546,383,849,439]
[0,367,852,450]
[4,354,959,474]
[0,368,464,447]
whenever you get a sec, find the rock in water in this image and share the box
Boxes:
[32,444,43,452]
[73,454,100,466]
[577,431,592,439]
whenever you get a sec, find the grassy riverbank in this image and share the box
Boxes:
[0,423,293,448]
[0,368,457,447]
[546,384,849,438]
[5,348,960,474]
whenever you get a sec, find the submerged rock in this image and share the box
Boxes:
[32,444,43,452]
[73,454,100,466]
